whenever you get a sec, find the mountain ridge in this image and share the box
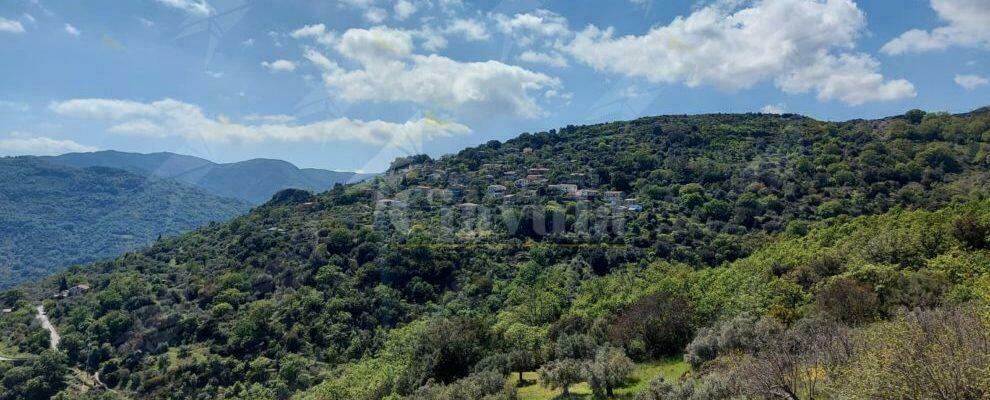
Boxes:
[45,150,375,204]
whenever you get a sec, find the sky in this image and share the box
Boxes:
[0,0,988,172]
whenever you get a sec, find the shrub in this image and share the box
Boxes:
[609,294,695,360]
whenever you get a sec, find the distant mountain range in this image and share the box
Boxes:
[0,157,251,288]
[45,150,375,204]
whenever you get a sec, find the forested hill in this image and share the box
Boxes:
[46,151,371,204]
[2,108,990,399]
[0,157,250,288]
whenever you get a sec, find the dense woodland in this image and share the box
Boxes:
[0,157,250,289]
[2,108,990,399]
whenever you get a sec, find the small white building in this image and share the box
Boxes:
[487,184,507,196]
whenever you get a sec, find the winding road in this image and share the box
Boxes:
[35,305,60,351]
[0,305,60,362]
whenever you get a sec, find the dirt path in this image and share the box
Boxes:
[35,305,60,351]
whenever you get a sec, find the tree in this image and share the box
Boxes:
[904,109,926,124]
[585,346,634,398]
[609,293,695,360]
[815,278,879,324]
[507,350,538,384]
[953,211,990,250]
[537,358,585,396]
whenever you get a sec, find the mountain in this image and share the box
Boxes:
[0,157,251,289]
[46,151,373,204]
[2,109,990,400]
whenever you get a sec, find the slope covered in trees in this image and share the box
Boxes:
[46,151,372,204]
[1,108,989,399]
[0,157,250,288]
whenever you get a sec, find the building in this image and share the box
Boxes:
[604,191,624,204]
[487,184,507,196]
[575,189,600,200]
[548,184,579,196]
[528,167,550,175]
[376,199,405,208]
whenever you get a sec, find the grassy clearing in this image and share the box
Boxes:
[511,358,690,400]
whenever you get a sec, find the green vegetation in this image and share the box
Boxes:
[0,157,250,288]
[47,150,371,204]
[2,108,990,399]
[512,359,688,399]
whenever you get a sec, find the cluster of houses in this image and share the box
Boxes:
[52,283,90,299]
[377,163,643,212]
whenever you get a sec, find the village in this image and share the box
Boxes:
[374,154,644,214]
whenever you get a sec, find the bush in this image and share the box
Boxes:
[815,278,879,324]
[537,358,585,396]
[585,346,634,399]
[953,211,990,250]
[684,313,782,369]
[609,294,695,360]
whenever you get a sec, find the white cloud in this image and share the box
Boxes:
[882,0,990,55]
[291,26,559,118]
[50,98,471,145]
[761,103,786,114]
[64,23,80,37]
[21,14,35,24]
[138,17,155,27]
[445,18,489,41]
[336,26,414,64]
[303,47,335,70]
[154,0,212,17]
[0,135,97,156]
[244,114,296,123]
[776,53,916,105]
[493,9,570,46]
[364,7,388,23]
[241,38,254,47]
[518,50,569,68]
[955,74,989,90]
[261,59,297,72]
[0,17,26,34]
[290,23,336,47]
[565,0,914,105]
[394,0,416,20]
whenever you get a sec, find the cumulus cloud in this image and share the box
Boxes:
[290,23,336,47]
[64,23,80,37]
[261,59,297,72]
[0,135,97,156]
[364,7,388,23]
[394,0,417,20]
[336,26,414,64]
[564,0,914,105]
[295,26,559,118]
[50,98,471,145]
[518,50,569,68]
[493,9,571,45]
[445,18,488,41]
[0,17,26,34]
[882,0,990,55]
[154,0,212,17]
[955,74,989,90]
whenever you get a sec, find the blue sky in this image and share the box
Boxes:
[0,0,987,171]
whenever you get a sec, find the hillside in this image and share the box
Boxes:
[1,109,989,399]
[46,151,372,204]
[0,157,250,288]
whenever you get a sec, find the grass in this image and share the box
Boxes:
[511,358,690,400]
